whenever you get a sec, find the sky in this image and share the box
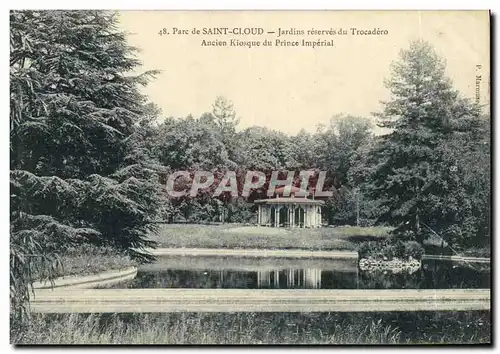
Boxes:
[118,10,490,135]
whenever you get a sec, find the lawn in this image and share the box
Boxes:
[147,224,392,251]
[13,311,489,345]
[35,224,390,280]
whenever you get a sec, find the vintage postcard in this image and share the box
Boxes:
[10,10,490,345]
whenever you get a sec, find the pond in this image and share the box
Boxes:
[112,256,490,290]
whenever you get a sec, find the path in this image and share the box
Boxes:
[144,248,359,259]
[33,267,138,289]
[31,288,490,313]
[422,255,490,263]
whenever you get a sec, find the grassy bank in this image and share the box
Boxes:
[33,245,137,280]
[148,224,392,250]
[13,311,490,345]
[140,255,357,272]
[458,247,491,258]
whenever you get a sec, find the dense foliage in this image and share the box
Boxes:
[10,10,165,322]
[365,41,490,248]
[147,41,489,251]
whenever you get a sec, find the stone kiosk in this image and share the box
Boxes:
[254,186,324,228]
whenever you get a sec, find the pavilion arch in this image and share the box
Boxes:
[294,206,305,228]
[269,206,276,227]
[279,205,289,227]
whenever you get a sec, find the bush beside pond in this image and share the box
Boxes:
[357,240,424,261]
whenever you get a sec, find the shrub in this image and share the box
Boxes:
[403,241,425,259]
[357,240,424,261]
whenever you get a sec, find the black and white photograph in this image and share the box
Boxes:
[8,9,491,345]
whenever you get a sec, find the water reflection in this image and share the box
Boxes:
[257,269,323,289]
[420,259,490,289]
[115,257,490,290]
[127,267,356,289]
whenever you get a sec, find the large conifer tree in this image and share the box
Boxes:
[10,10,164,320]
[368,40,486,245]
